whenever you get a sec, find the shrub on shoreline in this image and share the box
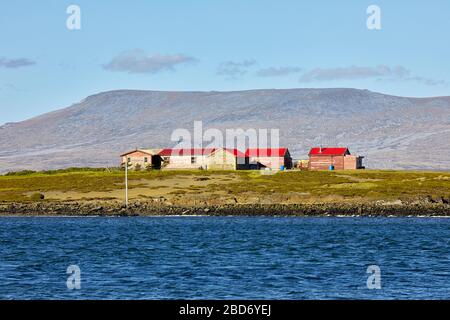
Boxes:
[29,192,45,201]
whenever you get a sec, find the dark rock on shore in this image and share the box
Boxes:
[0,201,449,217]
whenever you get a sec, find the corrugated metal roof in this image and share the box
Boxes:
[158,148,216,156]
[245,148,288,157]
[120,149,155,157]
[143,148,162,154]
[210,148,246,157]
[308,147,349,156]
[158,148,247,158]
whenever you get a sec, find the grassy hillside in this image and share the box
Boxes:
[1,168,449,205]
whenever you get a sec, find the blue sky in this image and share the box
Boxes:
[1,0,449,124]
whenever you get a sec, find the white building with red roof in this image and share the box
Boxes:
[156,148,248,170]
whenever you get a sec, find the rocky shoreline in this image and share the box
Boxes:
[0,200,449,217]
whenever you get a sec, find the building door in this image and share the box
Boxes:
[151,155,162,169]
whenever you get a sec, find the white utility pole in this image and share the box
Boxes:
[125,161,129,208]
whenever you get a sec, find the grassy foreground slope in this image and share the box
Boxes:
[1,168,449,205]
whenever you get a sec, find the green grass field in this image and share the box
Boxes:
[0,168,449,204]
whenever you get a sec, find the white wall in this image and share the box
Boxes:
[164,155,208,169]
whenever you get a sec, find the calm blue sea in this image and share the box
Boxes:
[0,216,449,299]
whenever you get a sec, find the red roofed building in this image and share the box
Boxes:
[156,147,251,170]
[245,148,292,170]
[158,148,216,157]
[308,147,364,170]
[121,147,251,170]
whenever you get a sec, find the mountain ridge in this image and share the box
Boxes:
[1,88,449,172]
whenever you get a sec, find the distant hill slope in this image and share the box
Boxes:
[0,88,449,172]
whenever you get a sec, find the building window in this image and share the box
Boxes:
[144,157,148,163]
[127,157,131,163]
[191,156,196,164]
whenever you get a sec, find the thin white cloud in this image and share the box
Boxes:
[405,76,447,86]
[256,66,302,77]
[298,65,445,86]
[103,49,197,74]
[217,59,257,79]
[0,83,19,91]
[0,57,36,69]
[299,65,410,82]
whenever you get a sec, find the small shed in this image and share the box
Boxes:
[120,149,162,170]
[245,148,292,170]
[308,147,364,170]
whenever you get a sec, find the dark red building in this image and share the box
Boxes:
[308,147,364,170]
